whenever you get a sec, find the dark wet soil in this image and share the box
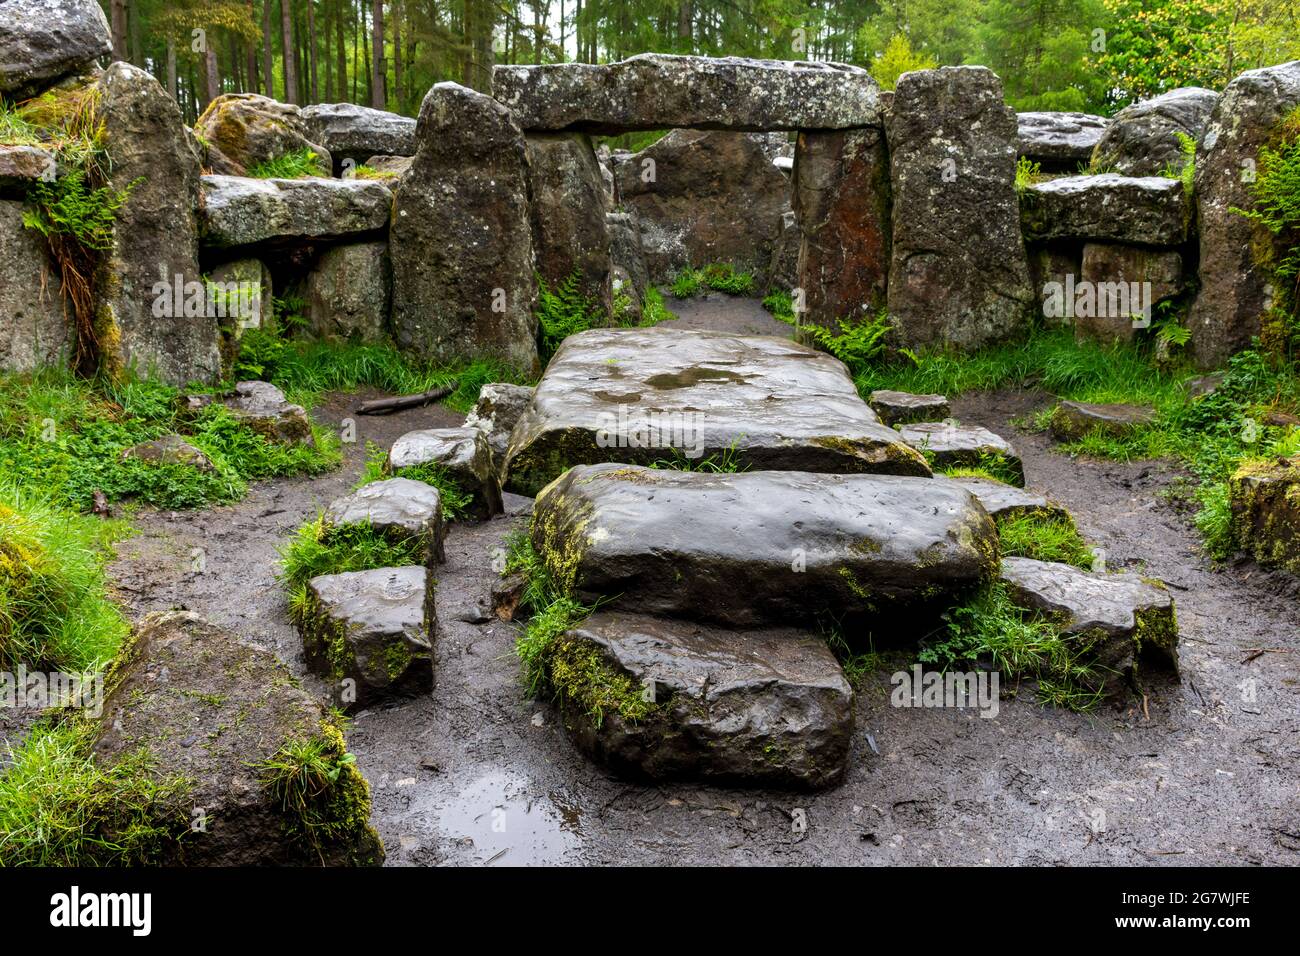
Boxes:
[105,318,1300,867]
[665,291,793,337]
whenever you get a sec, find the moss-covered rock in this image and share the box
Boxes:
[1229,455,1300,573]
[194,93,331,177]
[92,610,384,865]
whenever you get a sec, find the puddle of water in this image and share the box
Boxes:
[435,769,580,866]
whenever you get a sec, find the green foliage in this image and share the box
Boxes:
[1164,130,1198,199]
[801,310,893,376]
[355,441,473,521]
[649,438,748,473]
[995,512,1095,569]
[921,583,1105,711]
[1015,156,1044,194]
[637,287,676,326]
[536,272,606,363]
[869,33,938,89]
[1237,108,1300,354]
[824,628,886,687]
[248,147,328,179]
[670,263,755,298]
[279,514,424,600]
[21,167,137,252]
[0,719,190,866]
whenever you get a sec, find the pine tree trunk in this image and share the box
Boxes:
[263,0,275,98]
[204,48,220,108]
[392,0,403,112]
[372,0,386,109]
[110,0,128,60]
[336,0,348,103]
[281,0,298,104]
[166,40,178,100]
[307,0,320,102]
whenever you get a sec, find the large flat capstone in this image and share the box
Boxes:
[532,464,998,628]
[199,174,392,248]
[1016,111,1108,169]
[491,54,881,133]
[1019,173,1189,246]
[300,102,417,169]
[552,612,853,788]
[504,327,929,495]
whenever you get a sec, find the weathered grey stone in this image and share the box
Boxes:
[0,145,56,193]
[614,129,787,284]
[93,610,383,865]
[898,421,1025,486]
[359,154,412,181]
[0,0,111,97]
[525,133,612,317]
[552,612,853,788]
[1017,112,1108,169]
[1075,243,1185,345]
[223,380,315,446]
[0,199,70,372]
[391,82,539,375]
[1020,173,1189,245]
[492,54,881,133]
[606,211,650,307]
[1229,455,1300,574]
[200,174,393,248]
[301,102,417,170]
[941,476,1069,524]
[765,209,800,293]
[1048,400,1156,442]
[464,383,535,477]
[1000,557,1179,693]
[1027,242,1082,328]
[504,326,929,496]
[793,127,890,327]
[324,477,446,566]
[1185,373,1224,399]
[868,390,950,426]
[207,257,272,378]
[305,241,390,342]
[194,93,330,177]
[120,434,214,472]
[301,566,434,710]
[95,64,221,385]
[886,67,1033,350]
[1091,87,1219,177]
[386,426,503,519]
[1190,62,1300,368]
[534,464,997,628]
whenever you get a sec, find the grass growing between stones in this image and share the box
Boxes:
[354,441,473,521]
[0,369,339,512]
[921,582,1106,712]
[247,147,329,179]
[536,272,675,365]
[670,263,755,298]
[995,512,1095,570]
[0,718,191,866]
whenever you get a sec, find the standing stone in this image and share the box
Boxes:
[886,67,1033,350]
[1090,87,1219,177]
[94,64,221,385]
[793,127,891,328]
[193,93,331,177]
[207,257,272,377]
[0,200,70,372]
[613,129,788,283]
[605,210,650,306]
[1189,61,1300,368]
[524,133,613,317]
[765,209,800,293]
[1076,243,1185,345]
[464,383,535,477]
[305,241,391,342]
[390,82,539,375]
[0,0,111,98]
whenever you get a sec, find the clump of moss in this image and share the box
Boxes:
[547,634,656,728]
[995,512,1094,570]
[280,514,425,619]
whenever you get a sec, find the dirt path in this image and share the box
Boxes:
[106,324,1300,867]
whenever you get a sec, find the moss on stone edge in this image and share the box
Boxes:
[1228,456,1300,573]
[547,634,659,730]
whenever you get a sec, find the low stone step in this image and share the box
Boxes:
[1048,400,1156,442]
[553,612,852,788]
[999,556,1179,693]
[300,566,435,710]
[533,464,998,628]
[1019,173,1189,246]
[898,421,1025,486]
[200,174,392,248]
[324,477,446,565]
[941,475,1069,523]
[868,389,950,426]
[1229,455,1300,573]
[386,426,503,518]
[93,610,384,865]
[505,326,929,496]
[223,380,315,446]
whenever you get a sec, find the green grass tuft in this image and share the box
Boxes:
[248,147,328,179]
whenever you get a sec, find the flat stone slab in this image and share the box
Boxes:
[386,426,503,518]
[1000,557,1179,692]
[941,476,1069,523]
[1092,87,1219,177]
[504,327,928,495]
[324,477,446,565]
[897,421,1025,486]
[93,611,383,865]
[1049,400,1156,442]
[0,0,111,97]
[1020,173,1189,245]
[492,54,881,133]
[199,174,392,248]
[1017,111,1108,167]
[223,380,315,446]
[0,145,56,192]
[300,102,417,167]
[1229,455,1300,574]
[533,464,998,628]
[301,566,435,710]
[869,389,950,426]
[553,612,853,788]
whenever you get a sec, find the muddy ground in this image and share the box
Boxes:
[107,298,1300,866]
